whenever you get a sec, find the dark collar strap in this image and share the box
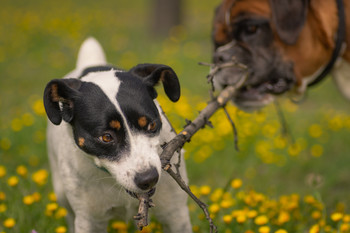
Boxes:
[308,0,346,87]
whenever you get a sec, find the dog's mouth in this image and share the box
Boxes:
[126,188,156,199]
[231,76,294,110]
[240,76,293,95]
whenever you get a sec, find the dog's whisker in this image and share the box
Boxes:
[93,176,114,182]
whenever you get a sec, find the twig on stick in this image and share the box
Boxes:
[223,106,239,151]
[133,193,155,230]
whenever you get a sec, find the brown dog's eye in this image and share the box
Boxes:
[244,25,258,35]
[147,122,157,131]
[99,133,113,143]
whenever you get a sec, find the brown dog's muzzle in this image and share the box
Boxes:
[212,39,296,111]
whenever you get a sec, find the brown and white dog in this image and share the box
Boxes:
[212,0,350,111]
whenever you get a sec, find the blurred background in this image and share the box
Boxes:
[0,0,349,232]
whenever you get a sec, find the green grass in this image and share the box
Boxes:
[1,0,350,232]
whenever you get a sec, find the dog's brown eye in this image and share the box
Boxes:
[245,25,258,35]
[147,122,157,131]
[99,133,113,143]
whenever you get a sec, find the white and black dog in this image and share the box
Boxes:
[43,38,192,233]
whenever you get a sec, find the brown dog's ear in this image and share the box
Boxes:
[129,64,180,102]
[43,79,82,125]
[269,0,309,45]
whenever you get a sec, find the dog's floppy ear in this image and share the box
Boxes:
[269,0,309,45]
[43,79,82,125]
[129,64,180,102]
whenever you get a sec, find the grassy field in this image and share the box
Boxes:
[0,0,350,232]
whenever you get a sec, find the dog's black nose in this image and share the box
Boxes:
[134,167,159,190]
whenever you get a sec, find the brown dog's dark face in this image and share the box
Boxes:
[212,0,309,111]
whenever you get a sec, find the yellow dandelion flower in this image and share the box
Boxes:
[231,178,243,189]
[287,143,302,156]
[223,215,233,224]
[55,207,68,219]
[275,229,288,233]
[309,124,322,138]
[23,195,35,205]
[16,165,28,177]
[232,209,245,217]
[274,137,287,149]
[304,195,316,204]
[331,212,343,222]
[11,118,23,132]
[32,192,41,202]
[220,199,234,209]
[199,185,211,196]
[255,215,269,225]
[318,219,326,227]
[247,210,258,218]
[328,116,343,131]
[32,169,48,186]
[259,226,270,233]
[193,146,213,163]
[192,225,200,232]
[7,176,19,187]
[0,165,7,178]
[0,192,5,201]
[46,203,58,212]
[262,123,278,138]
[277,211,290,224]
[209,204,220,214]
[0,138,11,150]
[32,99,46,116]
[236,214,247,224]
[0,204,7,212]
[311,144,323,157]
[3,218,15,228]
[309,224,320,233]
[222,192,233,200]
[55,226,67,233]
[312,211,322,220]
[340,223,349,232]
[210,188,223,202]
[245,230,255,233]
[111,221,128,230]
[48,192,57,202]
[343,214,350,222]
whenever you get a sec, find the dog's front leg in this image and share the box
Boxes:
[74,214,109,233]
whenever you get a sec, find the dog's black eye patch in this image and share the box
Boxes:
[116,72,162,136]
[71,82,129,159]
